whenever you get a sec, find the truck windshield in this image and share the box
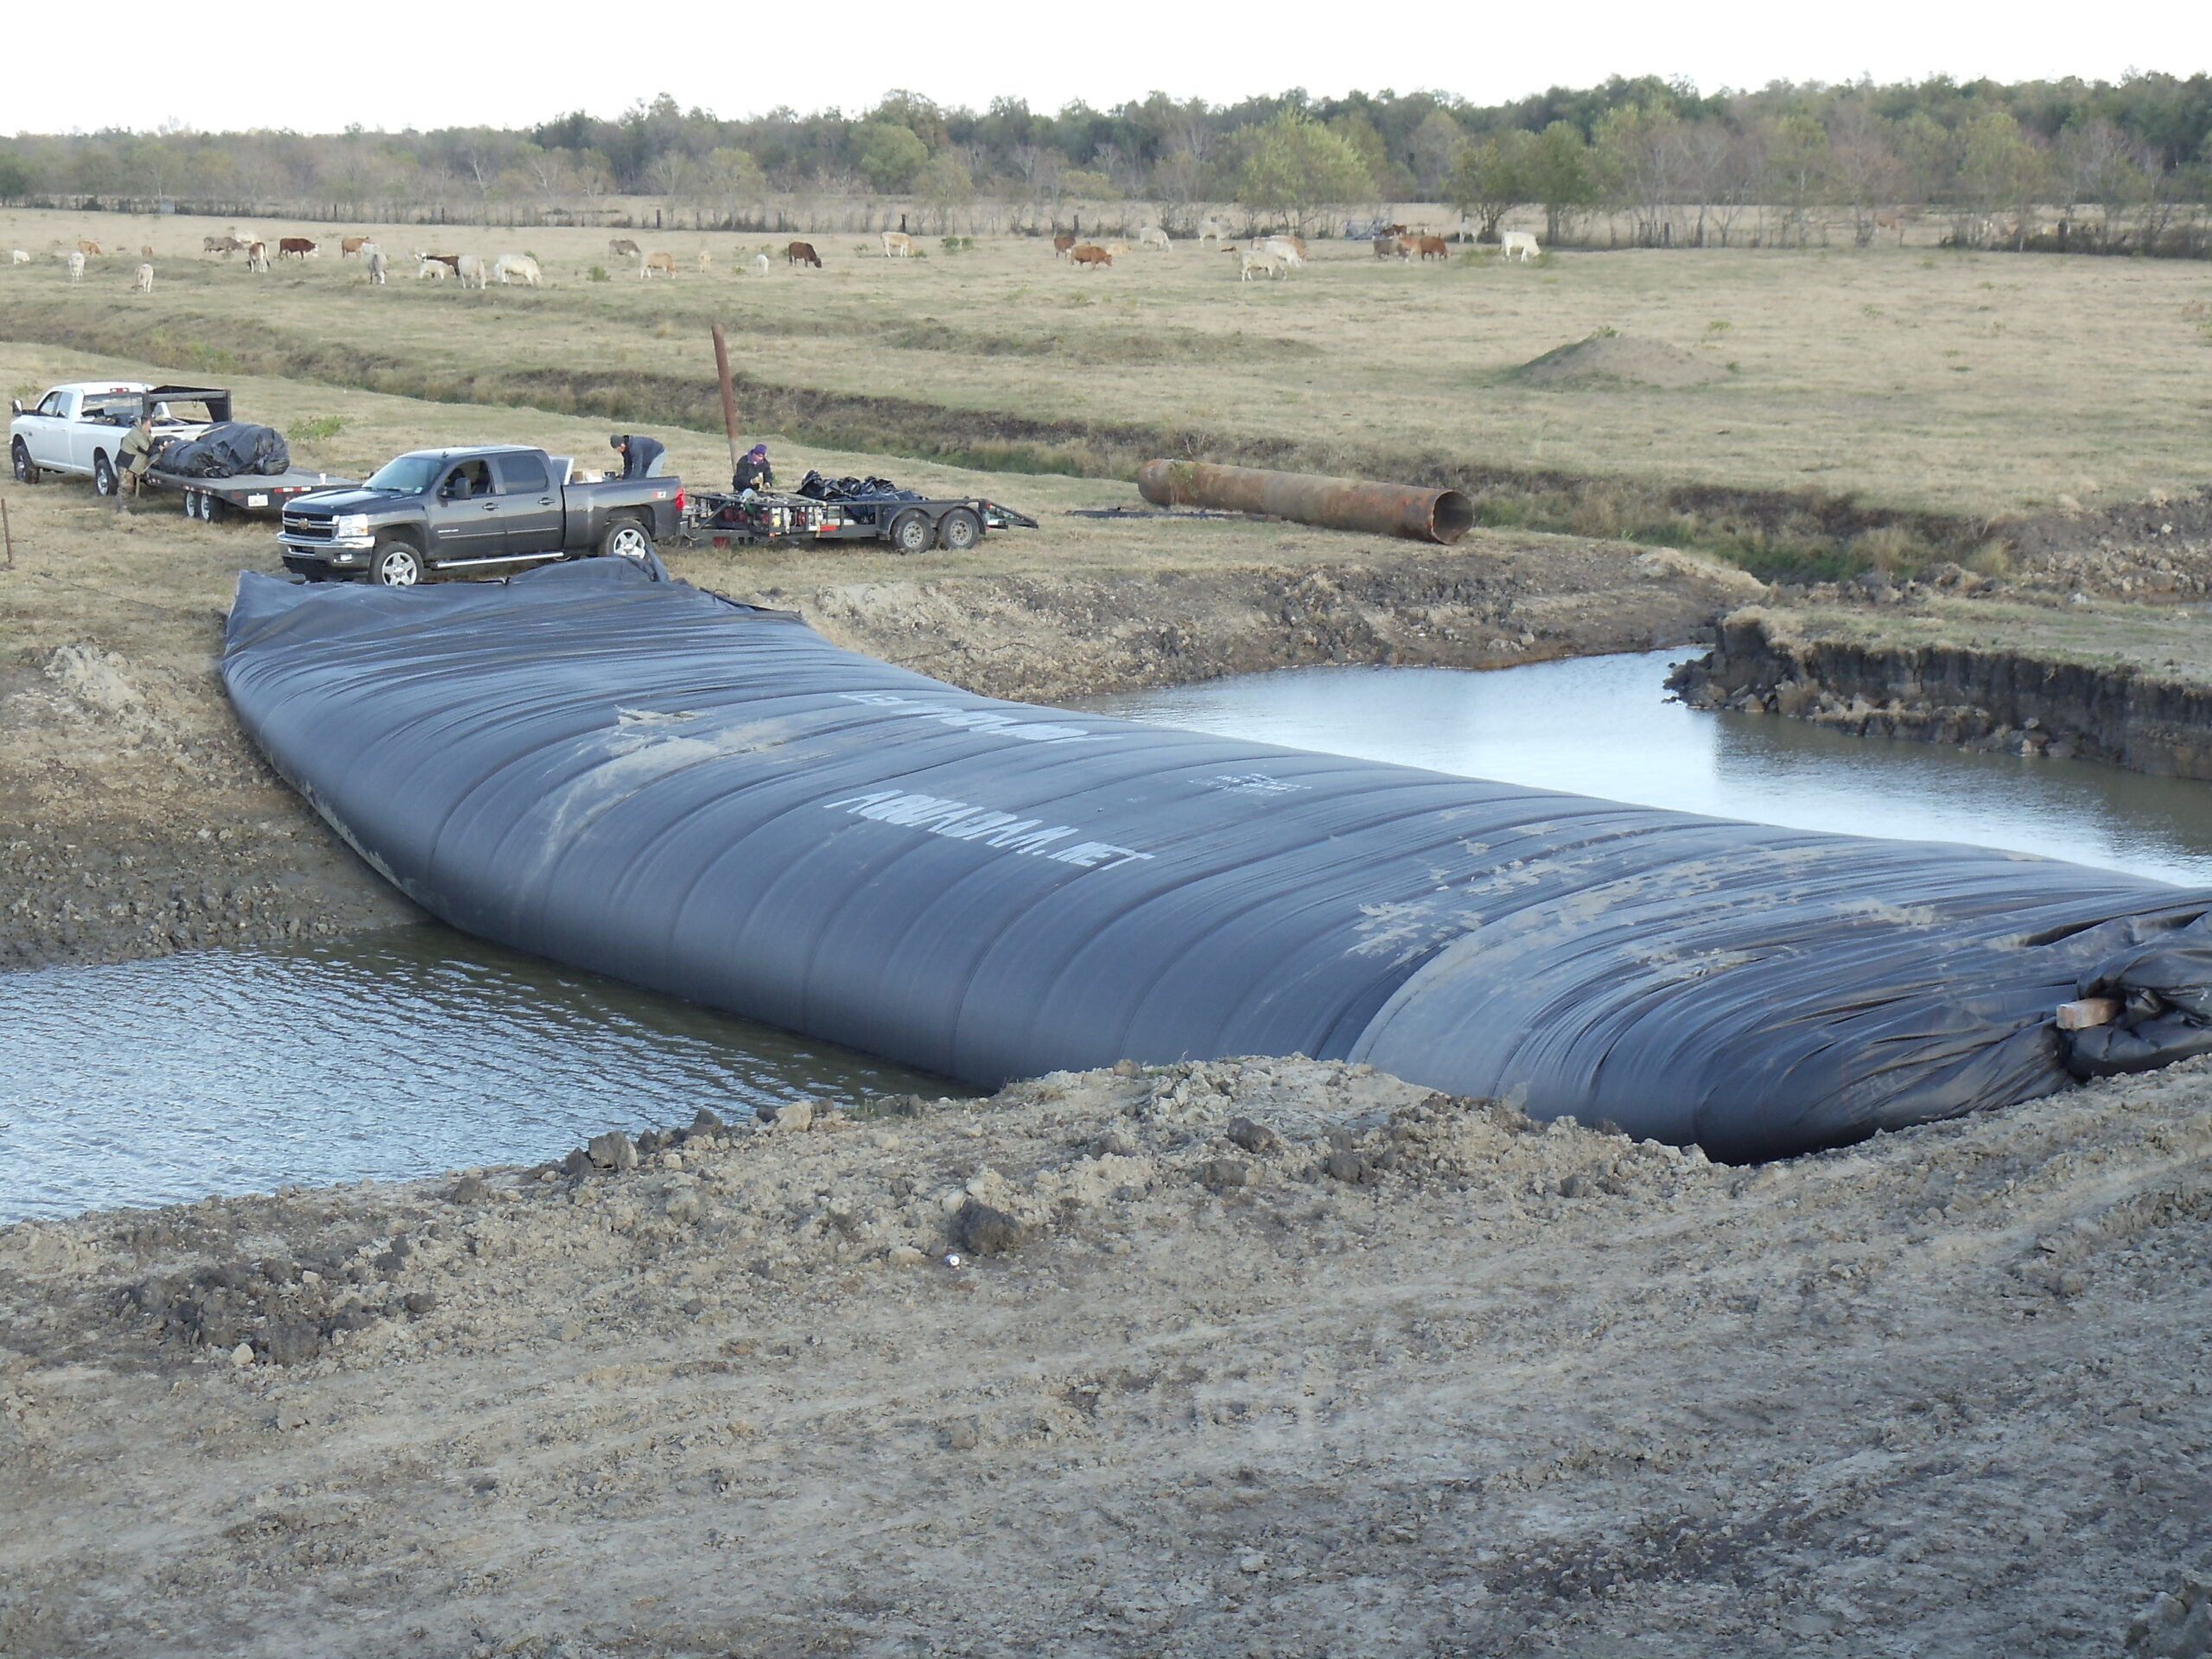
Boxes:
[365,455,444,496]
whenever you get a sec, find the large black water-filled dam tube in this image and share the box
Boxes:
[223,560,2212,1160]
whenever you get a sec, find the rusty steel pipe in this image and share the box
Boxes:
[1135,460,1475,545]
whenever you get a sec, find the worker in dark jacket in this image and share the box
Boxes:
[609,433,666,480]
[732,443,772,493]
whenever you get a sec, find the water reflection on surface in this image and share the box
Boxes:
[0,929,952,1221]
[1084,652,2212,885]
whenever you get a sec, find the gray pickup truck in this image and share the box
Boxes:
[276,444,683,586]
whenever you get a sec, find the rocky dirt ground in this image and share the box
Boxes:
[1,1054,2207,1656]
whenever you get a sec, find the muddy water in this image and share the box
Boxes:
[15,649,2212,1221]
[1085,652,2212,885]
[0,931,950,1221]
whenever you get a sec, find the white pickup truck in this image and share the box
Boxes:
[9,382,229,495]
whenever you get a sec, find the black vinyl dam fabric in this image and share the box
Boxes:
[222,559,2212,1160]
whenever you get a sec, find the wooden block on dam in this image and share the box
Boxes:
[2056,997,2124,1031]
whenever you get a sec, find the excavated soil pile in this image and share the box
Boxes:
[3,1055,2209,1656]
[1513,334,1729,391]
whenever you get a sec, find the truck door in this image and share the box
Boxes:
[21,391,73,470]
[426,457,505,563]
[492,451,563,557]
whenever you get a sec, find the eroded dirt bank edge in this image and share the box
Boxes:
[1670,604,2212,779]
[4,539,1759,972]
[3,1053,2208,1655]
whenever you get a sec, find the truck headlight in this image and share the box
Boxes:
[331,514,369,538]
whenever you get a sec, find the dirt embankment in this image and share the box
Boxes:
[3,1053,2208,1656]
[3,527,1758,970]
[1671,602,2212,778]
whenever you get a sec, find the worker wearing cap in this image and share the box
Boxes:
[732,443,772,493]
[609,433,667,480]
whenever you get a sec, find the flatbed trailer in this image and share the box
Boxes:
[682,489,1038,554]
[151,468,358,522]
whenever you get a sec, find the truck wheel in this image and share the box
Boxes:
[888,510,933,556]
[599,519,655,562]
[938,508,982,552]
[92,453,118,497]
[371,540,424,587]
[10,440,36,484]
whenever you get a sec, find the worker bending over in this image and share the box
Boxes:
[733,443,773,493]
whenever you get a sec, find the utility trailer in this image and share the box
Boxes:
[158,468,358,522]
[683,489,1039,554]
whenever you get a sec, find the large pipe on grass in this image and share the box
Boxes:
[1136,459,1476,545]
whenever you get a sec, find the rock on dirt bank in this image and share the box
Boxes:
[3,1055,2209,1656]
[1671,605,2212,779]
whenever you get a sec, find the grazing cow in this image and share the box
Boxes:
[10,251,29,265]
[415,251,462,274]
[1373,234,1406,260]
[67,251,86,283]
[245,243,270,272]
[786,241,822,268]
[365,249,389,285]
[1257,236,1304,269]
[77,238,103,257]
[277,238,318,260]
[133,264,155,295]
[1052,233,1076,259]
[1196,216,1227,245]
[455,254,491,289]
[416,256,448,281]
[1105,241,1129,257]
[493,253,542,287]
[642,251,676,279]
[1070,244,1112,270]
[1238,249,1284,282]
[1136,225,1172,251]
[1412,234,1449,261]
[753,252,771,275]
[608,238,642,259]
[881,231,916,258]
[340,236,371,259]
[1498,230,1539,263]
[138,245,155,257]
[201,235,242,257]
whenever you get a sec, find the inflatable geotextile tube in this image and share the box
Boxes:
[223,559,2212,1161]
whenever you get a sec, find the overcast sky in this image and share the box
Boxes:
[12,0,2203,135]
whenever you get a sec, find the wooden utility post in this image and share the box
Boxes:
[709,322,743,482]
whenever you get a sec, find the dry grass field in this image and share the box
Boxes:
[5,206,2210,556]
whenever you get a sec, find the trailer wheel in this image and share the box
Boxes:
[371,540,424,587]
[202,494,227,523]
[11,440,38,484]
[938,508,982,553]
[888,509,933,556]
[599,519,655,563]
[92,452,118,497]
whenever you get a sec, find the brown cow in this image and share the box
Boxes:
[1071,245,1112,269]
[138,245,155,257]
[76,238,103,257]
[1413,235,1449,261]
[1052,233,1076,259]
[786,241,822,268]
[340,236,372,258]
[416,251,462,272]
[277,238,318,260]
[1373,235,1405,260]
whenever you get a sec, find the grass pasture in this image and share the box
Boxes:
[5,205,2211,578]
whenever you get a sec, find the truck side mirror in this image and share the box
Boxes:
[9,399,20,416]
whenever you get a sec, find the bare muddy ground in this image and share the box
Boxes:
[2,1055,2207,1656]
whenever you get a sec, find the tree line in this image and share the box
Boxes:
[3,73,2209,252]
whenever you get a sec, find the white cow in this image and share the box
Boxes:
[493,253,542,287]
[66,251,86,284]
[10,250,29,265]
[365,250,389,285]
[454,255,490,289]
[1499,230,1540,263]
[1257,237,1304,270]
[753,252,770,275]
[881,231,916,258]
[696,249,713,274]
[133,263,154,294]
[1136,225,1172,251]
[245,242,270,272]
[1238,249,1284,282]
[1197,216,1228,245]
[416,256,448,281]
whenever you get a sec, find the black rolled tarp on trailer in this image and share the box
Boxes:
[222,560,2212,1160]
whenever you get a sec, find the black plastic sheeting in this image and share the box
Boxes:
[222,560,2212,1160]
[157,422,290,478]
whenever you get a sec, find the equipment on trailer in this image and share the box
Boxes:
[683,486,1038,553]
